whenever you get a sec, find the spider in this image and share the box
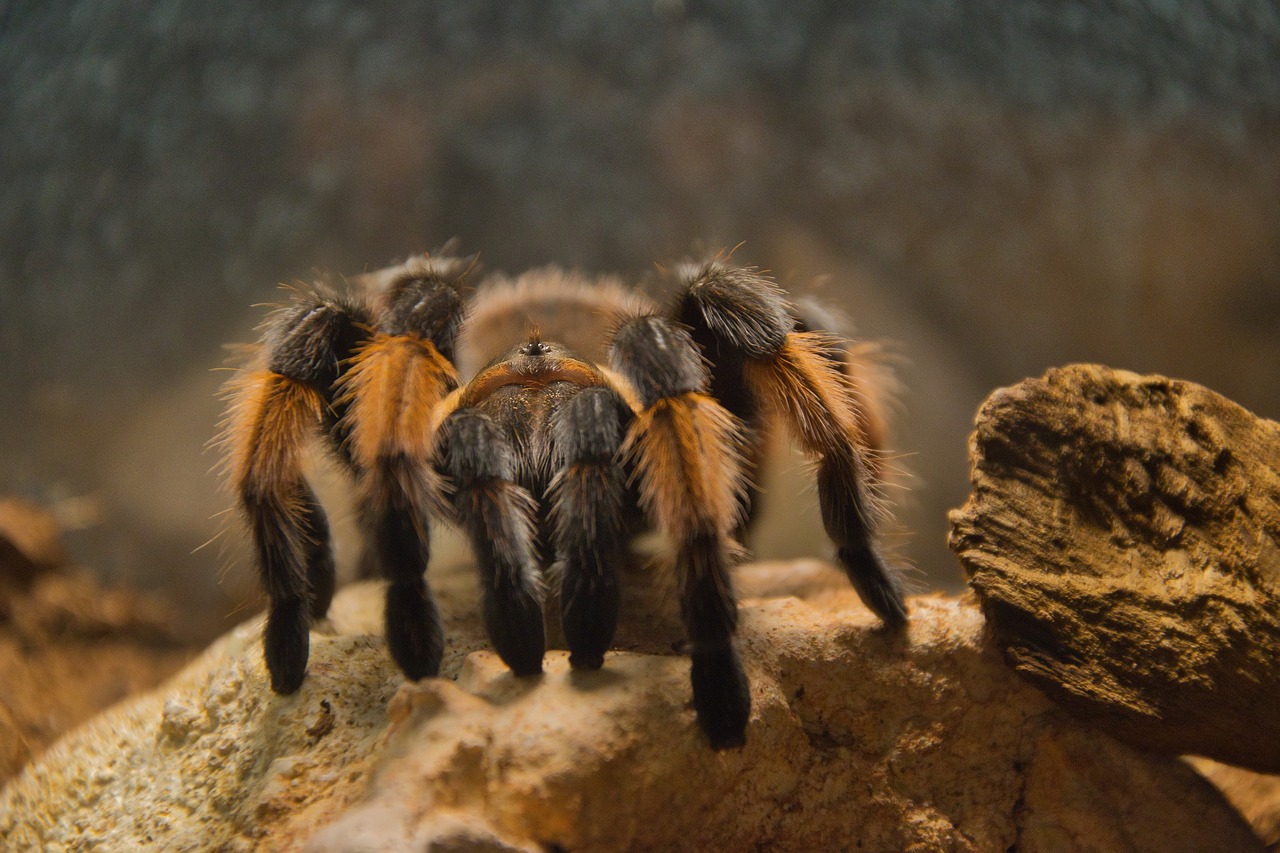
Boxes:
[222,249,907,750]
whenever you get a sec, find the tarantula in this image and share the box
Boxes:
[223,249,907,749]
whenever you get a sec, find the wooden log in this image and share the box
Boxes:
[949,364,1280,772]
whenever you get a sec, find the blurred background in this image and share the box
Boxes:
[2,1,1278,642]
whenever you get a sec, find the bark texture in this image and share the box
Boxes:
[949,364,1280,772]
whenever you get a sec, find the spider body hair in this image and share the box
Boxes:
[223,251,907,748]
[458,268,655,374]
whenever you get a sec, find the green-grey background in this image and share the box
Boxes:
[3,1,1278,638]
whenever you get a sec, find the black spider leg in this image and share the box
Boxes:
[548,386,633,669]
[611,315,751,749]
[234,295,371,693]
[436,408,546,676]
[371,462,445,681]
[258,481,332,694]
[340,266,466,681]
[676,262,907,627]
[677,293,767,539]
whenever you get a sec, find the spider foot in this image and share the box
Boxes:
[483,585,546,677]
[838,544,908,628]
[265,597,310,694]
[691,645,751,750]
[385,581,445,680]
[562,570,620,672]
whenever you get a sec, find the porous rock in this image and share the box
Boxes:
[0,559,1262,851]
[949,364,1280,772]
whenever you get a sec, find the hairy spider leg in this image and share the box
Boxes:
[337,264,466,680]
[224,296,372,693]
[435,407,546,676]
[792,297,897,485]
[674,277,772,538]
[676,262,908,627]
[547,385,634,669]
[610,315,751,750]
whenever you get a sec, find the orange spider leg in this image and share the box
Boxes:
[222,297,371,692]
[611,315,752,749]
[677,261,907,627]
[337,331,459,679]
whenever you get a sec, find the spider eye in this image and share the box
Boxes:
[521,341,551,357]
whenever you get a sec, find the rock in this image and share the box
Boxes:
[1190,759,1280,849]
[0,557,1262,851]
[949,365,1280,773]
[0,498,190,783]
[0,498,69,584]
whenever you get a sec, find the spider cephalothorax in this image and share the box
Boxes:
[223,250,907,749]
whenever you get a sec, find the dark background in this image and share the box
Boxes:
[3,1,1278,639]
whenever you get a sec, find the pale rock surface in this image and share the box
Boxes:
[0,559,1263,852]
[1191,759,1280,851]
